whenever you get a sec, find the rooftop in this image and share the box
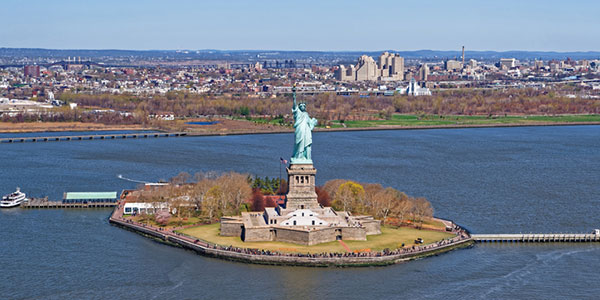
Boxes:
[64,191,117,200]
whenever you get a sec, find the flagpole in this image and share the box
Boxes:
[279,158,282,195]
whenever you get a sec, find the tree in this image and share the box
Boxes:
[334,181,365,212]
[170,171,191,185]
[411,197,433,228]
[393,194,413,224]
[191,177,214,212]
[265,196,277,208]
[277,179,288,195]
[155,210,171,226]
[322,179,347,200]
[315,186,331,207]
[363,183,384,215]
[372,187,401,223]
[204,185,222,220]
[250,189,265,211]
[218,172,252,215]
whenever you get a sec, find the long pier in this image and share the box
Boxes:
[22,198,116,209]
[471,233,600,243]
[0,132,187,143]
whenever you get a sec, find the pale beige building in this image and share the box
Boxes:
[336,52,404,82]
[500,58,517,70]
[355,55,378,81]
[445,59,463,71]
[418,63,429,81]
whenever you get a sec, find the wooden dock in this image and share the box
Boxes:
[0,132,188,143]
[22,198,116,209]
[471,233,600,243]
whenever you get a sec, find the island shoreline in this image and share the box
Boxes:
[108,204,474,267]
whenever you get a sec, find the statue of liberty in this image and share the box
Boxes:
[291,85,318,164]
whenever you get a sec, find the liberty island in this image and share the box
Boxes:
[220,86,382,245]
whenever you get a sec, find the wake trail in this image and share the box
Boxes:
[117,174,149,184]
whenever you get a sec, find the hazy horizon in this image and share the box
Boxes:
[3,47,600,54]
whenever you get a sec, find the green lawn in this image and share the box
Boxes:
[244,116,289,126]
[178,223,454,254]
[125,215,204,229]
[335,114,600,128]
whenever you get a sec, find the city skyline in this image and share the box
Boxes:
[1,0,599,52]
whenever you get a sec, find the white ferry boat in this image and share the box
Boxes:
[1,188,28,208]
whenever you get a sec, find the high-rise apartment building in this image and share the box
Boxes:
[355,55,378,81]
[500,58,517,70]
[24,65,40,77]
[418,64,429,81]
[445,60,462,71]
[336,52,404,82]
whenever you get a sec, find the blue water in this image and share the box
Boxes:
[1,125,599,299]
[185,121,220,125]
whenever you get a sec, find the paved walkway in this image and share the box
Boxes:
[338,240,352,252]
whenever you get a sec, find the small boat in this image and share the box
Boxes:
[1,188,28,208]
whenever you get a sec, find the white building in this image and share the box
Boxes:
[398,78,432,96]
[124,202,169,215]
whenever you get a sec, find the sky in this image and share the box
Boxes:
[1,0,599,52]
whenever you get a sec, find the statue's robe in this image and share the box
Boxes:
[292,107,317,159]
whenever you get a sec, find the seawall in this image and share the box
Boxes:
[108,214,473,267]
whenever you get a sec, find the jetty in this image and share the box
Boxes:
[471,233,600,243]
[21,192,118,209]
[22,198,116,208]
[0,132,188,143]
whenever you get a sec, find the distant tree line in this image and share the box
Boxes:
[0,107,144,125]
[55,87,600,125]
[4,87,598,125]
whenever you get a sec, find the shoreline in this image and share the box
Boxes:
[108,204,473,267]
[2,121,599,136]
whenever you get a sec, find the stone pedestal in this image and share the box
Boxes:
[285,164,319,210]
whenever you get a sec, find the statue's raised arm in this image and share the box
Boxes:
[290,84,317,164]
[292,85,297,111]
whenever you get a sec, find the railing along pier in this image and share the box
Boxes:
[471,233,600,243]
[0,132,188,143]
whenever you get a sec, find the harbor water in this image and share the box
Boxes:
[1,125,599,299]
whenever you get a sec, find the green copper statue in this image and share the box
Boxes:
[291,85,318,164]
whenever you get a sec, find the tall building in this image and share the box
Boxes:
[500,58,517,70]
[336,65,357,81]
[336,52,404,82]
[355,55,378,81]
[445,60,462,71]
[379,52,391,77]
[469,59,478,69]
[390,54,404,80]
[24,65,40,77]
[418,64,429,81]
